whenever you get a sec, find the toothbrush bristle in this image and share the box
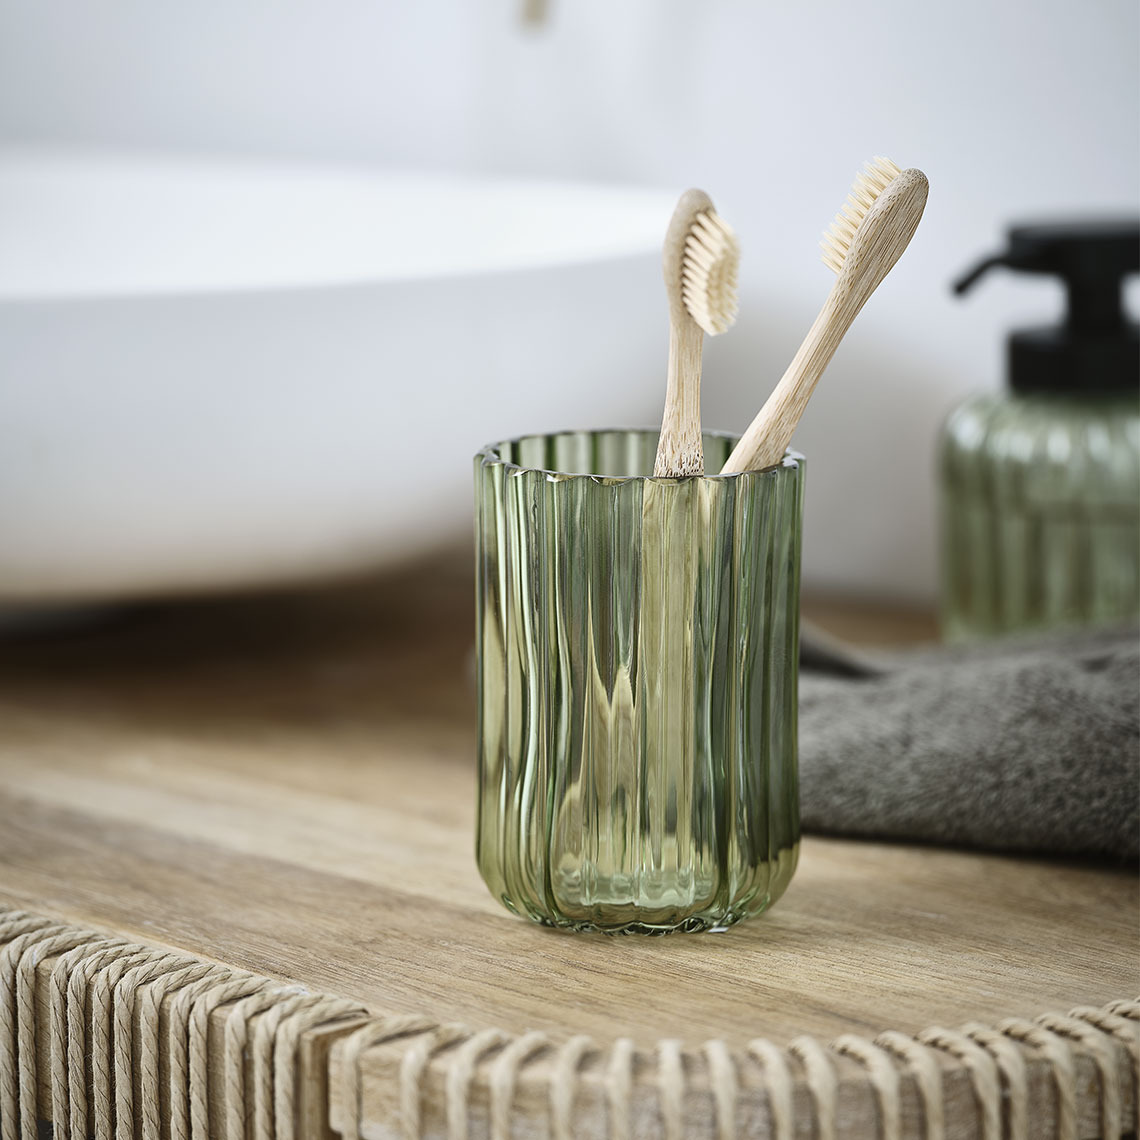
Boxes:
[820,156,902,274]
[681,210,740,335]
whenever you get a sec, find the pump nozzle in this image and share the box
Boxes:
[952,219,1139,393]
[952,254,1007,296]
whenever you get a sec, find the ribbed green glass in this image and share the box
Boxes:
[941,392,1140,641]
[475,429,804,934]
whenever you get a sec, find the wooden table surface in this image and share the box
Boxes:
[0,549,1135,1138]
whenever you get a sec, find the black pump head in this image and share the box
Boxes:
[954,219,1139,394]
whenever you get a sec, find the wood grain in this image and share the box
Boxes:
[0,548,1135,1138]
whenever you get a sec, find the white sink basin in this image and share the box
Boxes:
[0,150,674,604]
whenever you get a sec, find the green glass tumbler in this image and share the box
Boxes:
[941,392,1140,641]
[475,429,804,933]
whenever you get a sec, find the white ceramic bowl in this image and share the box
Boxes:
[0,149,674,604]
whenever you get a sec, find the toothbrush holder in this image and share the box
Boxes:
[474,428,804,933]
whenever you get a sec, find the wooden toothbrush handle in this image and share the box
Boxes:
[720,292,857,474]
[653,319,705,477]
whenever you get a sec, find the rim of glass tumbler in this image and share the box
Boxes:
[476,427,804,483]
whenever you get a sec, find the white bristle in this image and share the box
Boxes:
[820,156,902,274]
[680,210,740,335]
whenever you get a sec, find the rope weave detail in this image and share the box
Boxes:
[746,1038,794,1140]
[997,1018,1077,1140]
[339,1015,437,1140]
[1070,1001,1140,1136]
[16,927,93,1140]
[269,995,365,1140]
[189,976,294,1140]
[0,912,53,942]
[655,1037,685,1140]
[108,953,192,1140]
[916,1026,1001,1140]
[247,992,322,1140]
[0,911,361,1140]
[603,1036,634,1140]
[0,921,69,1140]
[833,1034,902,1140]
[48,936,126,1140]
[401,1022,470,1140]
[0,911,41,1133]
[0,915,57,1136]
[137,961,228,1140]
[874,1029,945,1140]
[962,1022,1028,1140]
[789,1035,838,1140]
[488,1030,549,1140]
[1,907,1137,1140]
[445,1027,507,1140]
[166,966,260,1140]
[703,1038,737,1140]
[1036,1012,1121,1140]
[68,945,154,1140]
[222,988,304,1140]
[84,948,149,1140]
[551,1034,594,1140]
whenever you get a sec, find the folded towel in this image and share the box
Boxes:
[799,623,1140,860]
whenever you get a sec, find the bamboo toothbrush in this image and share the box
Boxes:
[654,189,740,477]
[720,158,928,474]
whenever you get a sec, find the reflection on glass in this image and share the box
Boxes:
[942,394,1140,641]
[475,429,803,933]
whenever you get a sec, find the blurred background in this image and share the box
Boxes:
[1,0,1136,610]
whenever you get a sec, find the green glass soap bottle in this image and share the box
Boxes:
[941,221,1140,641]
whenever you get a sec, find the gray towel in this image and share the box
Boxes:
[799,623,1140,860]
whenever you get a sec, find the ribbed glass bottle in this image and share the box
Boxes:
[475,429,804,934]
[941,393,1140,641]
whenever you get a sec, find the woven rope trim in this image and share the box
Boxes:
[339,1000,1140,1139]
[2,905,1137,1140]
[0,906,365,1140]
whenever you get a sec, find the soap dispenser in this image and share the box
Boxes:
[941,220,1139,641]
